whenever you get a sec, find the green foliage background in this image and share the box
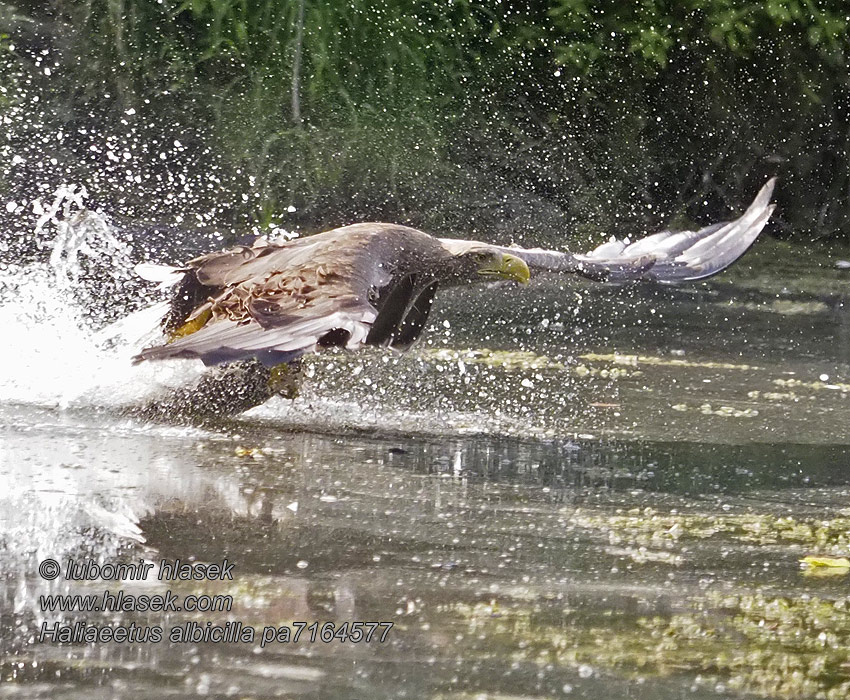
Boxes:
[1,0,848,243]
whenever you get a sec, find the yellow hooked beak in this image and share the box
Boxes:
[478,252,530,285]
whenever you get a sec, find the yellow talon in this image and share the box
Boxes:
[169,308,212,341]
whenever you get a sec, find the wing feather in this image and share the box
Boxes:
[576,177,776,282]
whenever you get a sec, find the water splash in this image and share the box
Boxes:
[0,185,203,409]
[35,185,133,291]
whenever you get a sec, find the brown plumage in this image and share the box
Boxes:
[136,224,475,366]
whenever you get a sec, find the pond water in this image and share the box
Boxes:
[2,212,850,699]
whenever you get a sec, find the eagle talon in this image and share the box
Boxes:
[268,362,301,400]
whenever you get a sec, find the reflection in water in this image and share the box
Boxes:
[4,400,850,698]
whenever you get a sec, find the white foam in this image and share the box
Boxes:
[0,265,206,408]
[0,187,205,410]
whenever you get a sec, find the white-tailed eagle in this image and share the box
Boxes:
[134,178,775,374]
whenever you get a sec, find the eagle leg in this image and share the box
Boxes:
[127,359,301,422]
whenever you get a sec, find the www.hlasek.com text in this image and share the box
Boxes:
[40,589,232,613]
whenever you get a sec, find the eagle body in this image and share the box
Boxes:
[136,224,510,367]
[134,179,776,378]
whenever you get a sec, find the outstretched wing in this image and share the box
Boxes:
[465,177,776,284]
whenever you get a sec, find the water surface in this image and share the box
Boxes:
[2,219,850,699]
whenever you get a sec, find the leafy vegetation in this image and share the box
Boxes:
[1,0,849,242]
